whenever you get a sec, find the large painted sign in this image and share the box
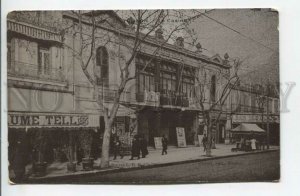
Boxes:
[8,113,99,128]
[176,127,187,147]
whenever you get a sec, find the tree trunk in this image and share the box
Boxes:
[100,121,112,168]
[206,113,212,156]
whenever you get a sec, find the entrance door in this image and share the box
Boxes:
[218,124,225,143]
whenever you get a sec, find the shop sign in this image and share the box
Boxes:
[176,127,187,147]
[232,114,279,123]
[144,90,160,106]
[8,113,99,127]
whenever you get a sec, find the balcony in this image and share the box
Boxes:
[136,91,189,108]
[160,94,189,107]
[231,104,263,113]
[8,61,66,84]
[97,87,131,104]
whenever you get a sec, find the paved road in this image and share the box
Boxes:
[33,151,280,184]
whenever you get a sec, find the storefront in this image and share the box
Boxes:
[137,107,198,146]
[8,112,99,166]
[232,114,280,145]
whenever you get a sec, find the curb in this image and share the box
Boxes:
[26,149,279,183]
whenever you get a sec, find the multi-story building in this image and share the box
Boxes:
[8,10,278,168]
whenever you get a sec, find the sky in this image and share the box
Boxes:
[187,9,279,84]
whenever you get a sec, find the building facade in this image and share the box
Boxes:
[7,10,278,170]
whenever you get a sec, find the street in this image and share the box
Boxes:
[33,151,279,184]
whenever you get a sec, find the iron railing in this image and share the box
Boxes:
[8,61,66,83]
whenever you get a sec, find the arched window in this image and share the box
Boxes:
[96,46,109,86]
[210,75,216,102]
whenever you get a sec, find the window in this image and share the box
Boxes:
[180,66,195,98]
[96,46,109,86]
[7,42,11,70]
[38,47,50,75]
[210,75,216,102]
[160,62,177,94]
[136,55,155,93]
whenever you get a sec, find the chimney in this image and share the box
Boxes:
[175,37,184,48]
[155,27,164,40]
[224,53,229,65]
[126,17,135,30]
[195,42,202,53]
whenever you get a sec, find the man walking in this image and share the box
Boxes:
[161,134,168,155]
[202,134,208,152]
[112,136,123,160]
[130,135,140,160]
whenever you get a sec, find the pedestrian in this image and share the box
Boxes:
[76,146,83,165]
[112,136,123,160]
[202,134,208,152]
[140,135,148,158]
[12,140,27,183]
[250,137,257,151]
[161,134,168,155]
[130,135,140,160]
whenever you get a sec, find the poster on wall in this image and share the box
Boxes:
[176,127,187,147]
[154,137,163,149]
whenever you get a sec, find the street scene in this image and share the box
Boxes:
[7,9,279,184]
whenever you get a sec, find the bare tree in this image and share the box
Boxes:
[62,10,197,168]
[195,58,243,156]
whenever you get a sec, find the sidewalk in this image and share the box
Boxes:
[19,144,279,182]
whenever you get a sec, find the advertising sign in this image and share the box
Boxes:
[198,135,204,147]
[154,137,163,149]
[176,127,187,147]
[8,113,99,128]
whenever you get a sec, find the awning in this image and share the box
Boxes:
[230,123,266,134]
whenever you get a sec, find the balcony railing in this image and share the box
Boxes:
[231,104,263,113]
[96,87,131,103]
[8,61,66,83]
[136,91,189,108]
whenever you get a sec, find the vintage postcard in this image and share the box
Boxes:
[6,9,279,184]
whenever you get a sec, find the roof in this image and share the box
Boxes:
[231,123,266,133]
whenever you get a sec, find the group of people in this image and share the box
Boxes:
[112,134,169,160]
[238,137,261,151]
[111,134,149,160]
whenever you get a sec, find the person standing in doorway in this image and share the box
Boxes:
[161,134,168,155]
[250,137,257,151]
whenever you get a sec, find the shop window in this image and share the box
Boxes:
[96,46,109,86]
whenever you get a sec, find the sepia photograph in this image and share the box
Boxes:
[6,9,280,184]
